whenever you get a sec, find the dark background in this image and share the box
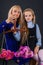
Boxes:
[0,0,43,65]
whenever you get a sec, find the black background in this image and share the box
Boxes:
[0,0,43,65]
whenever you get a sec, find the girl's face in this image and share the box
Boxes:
[24,11,33,22]
[11,7,20,20]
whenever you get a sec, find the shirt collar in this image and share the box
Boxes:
[27,21,34,28]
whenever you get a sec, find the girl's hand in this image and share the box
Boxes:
[34,46,40,54]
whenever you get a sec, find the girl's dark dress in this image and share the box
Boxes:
[28,24,37,51]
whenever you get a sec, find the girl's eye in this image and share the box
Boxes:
[29,15,31,17]
[25,15,28,17]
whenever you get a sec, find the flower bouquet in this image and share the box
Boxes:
[14,46,33,59]
[0,49,14,60]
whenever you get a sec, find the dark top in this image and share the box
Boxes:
[28,24,37,51]
[0,20,20,52]
[22,25,37,51]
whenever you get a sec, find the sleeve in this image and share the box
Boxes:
[13,25,20,41]
[36,24,42,47]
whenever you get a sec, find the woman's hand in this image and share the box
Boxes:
[6,14,16,23]
[34,46,40,54]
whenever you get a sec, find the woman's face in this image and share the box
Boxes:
[24,11,33,22]
[11,7,21,20]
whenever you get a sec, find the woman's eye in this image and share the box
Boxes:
[14,10,17,12]
[18,11,20,14]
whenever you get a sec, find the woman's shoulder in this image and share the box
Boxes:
[1,20,7,24]
[0,20,7,25]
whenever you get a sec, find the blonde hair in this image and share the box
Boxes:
[8,5,23,25]
[23,8,36,23]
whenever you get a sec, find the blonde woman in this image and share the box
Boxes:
[0,5,24,62]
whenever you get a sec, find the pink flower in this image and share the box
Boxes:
[24,46,30,50]
[23,52,29,58]
[14,50,24,57]
[0,50,8,58]
[0,49,15,60]
[19,46,24,51]
[0,49,7,58]
[22,50,33,58]
[14,52,20,57]
[22,46,30,53]
[18,51,24,57]
[11,52,14,57]
[5,54,12,60]
[5,50,14,60]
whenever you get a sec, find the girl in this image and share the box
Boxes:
[0,5,24,62]
[23,8,42,65]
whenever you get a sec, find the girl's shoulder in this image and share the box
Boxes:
[35,23,40,30]
[36,23,39,26]
[35,23,39,28]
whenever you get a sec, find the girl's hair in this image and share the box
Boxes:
[20,23,29,44]
[23,8,36,24]
[21,8,36,44]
